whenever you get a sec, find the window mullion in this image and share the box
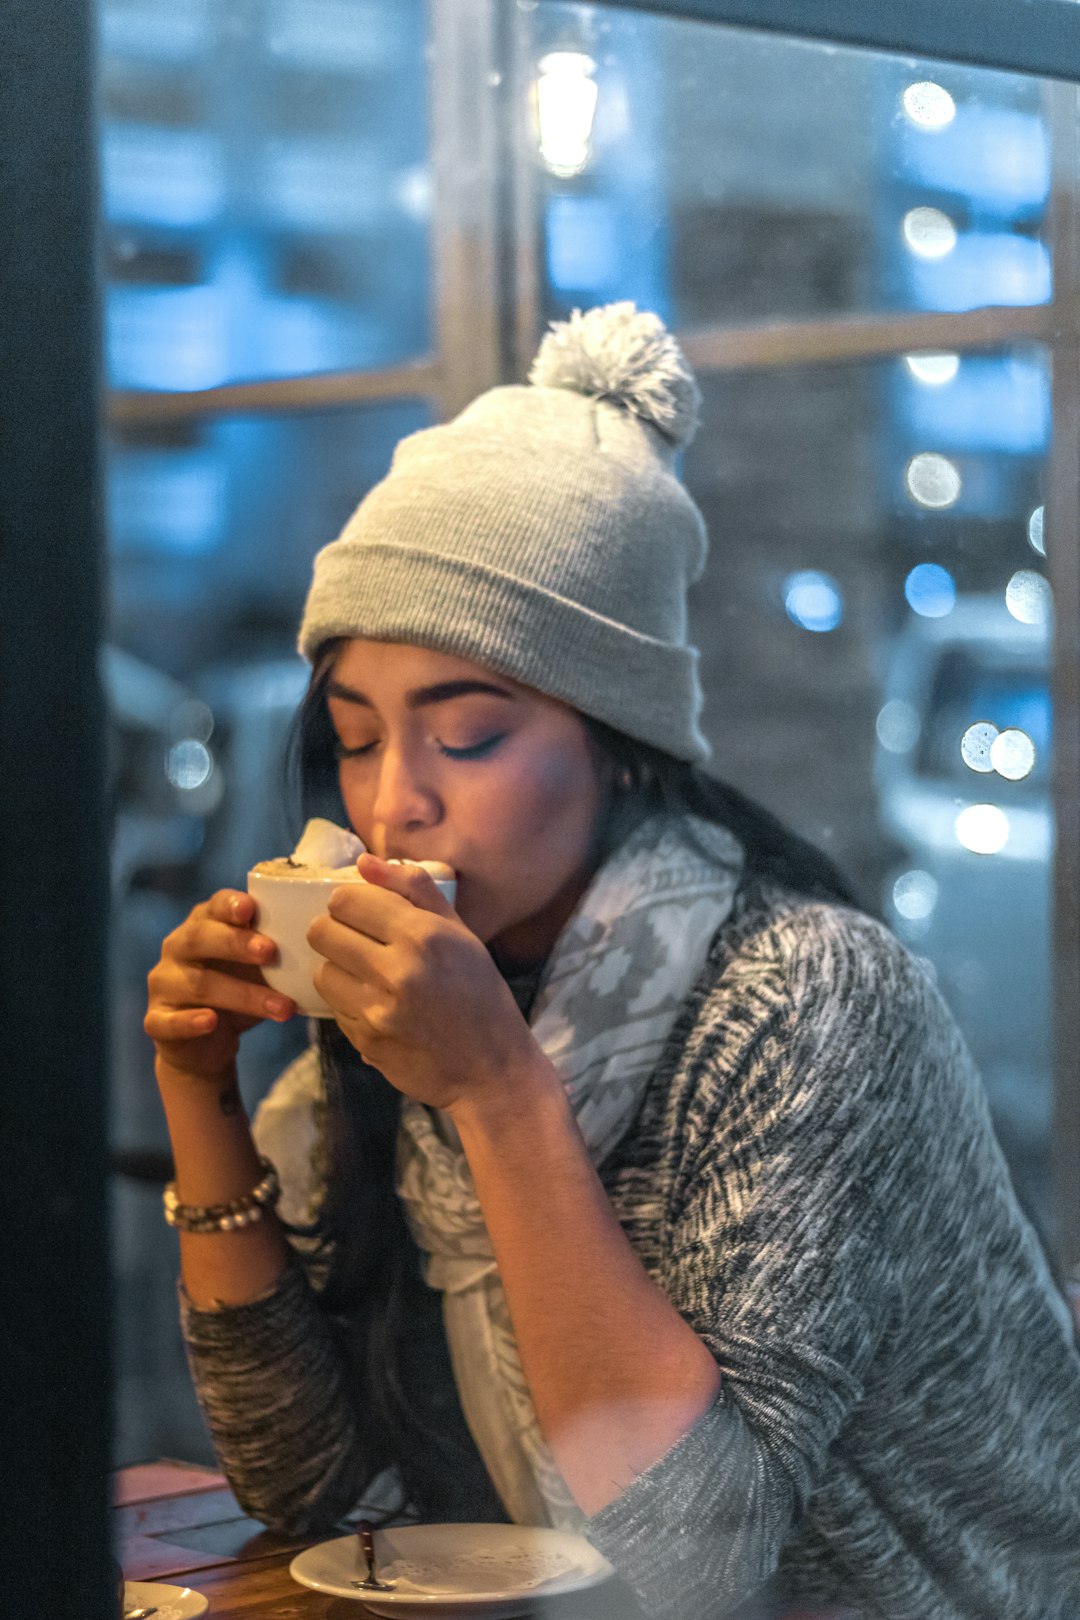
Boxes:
[429,0,507,418]
[1046,79,1080,1280]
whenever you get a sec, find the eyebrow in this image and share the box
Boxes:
[326,677,518,711]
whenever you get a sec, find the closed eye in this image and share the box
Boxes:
[442,734,507,760]
[335,735,507,762]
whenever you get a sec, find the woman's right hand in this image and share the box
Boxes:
[145,889,296,1084]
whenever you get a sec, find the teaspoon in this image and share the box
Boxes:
[350,1519,396,1591]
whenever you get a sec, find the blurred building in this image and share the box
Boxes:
[102,0,429,675]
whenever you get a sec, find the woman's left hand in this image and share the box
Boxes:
[307,853,544,1113]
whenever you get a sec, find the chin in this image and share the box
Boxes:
[455,880,547,958]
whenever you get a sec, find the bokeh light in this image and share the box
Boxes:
[1005,569,1052,625]
[904,352,959,385]
[902,206,957,259]
[784,571,843,632]
[955,803,1010,855]
[960,721,998,773]
[905,452,961,508]
[990,728,1036,781]
[876,699,920,754]
[905,562,956,617]
[166,738,213,791]
[901,81,957,129]
[169,698,214,744]
[1027,505,1045,557]
[893,868,940,921]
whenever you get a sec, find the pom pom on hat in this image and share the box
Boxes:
[528,301,702,448]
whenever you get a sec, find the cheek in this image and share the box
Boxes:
[338,768,372,839]
[452,746,602,942]
[338,769,360,823]
[493,747,600,850]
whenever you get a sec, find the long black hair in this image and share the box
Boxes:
[283,640,861,1519]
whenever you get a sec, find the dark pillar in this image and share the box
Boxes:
[0,2,112,1616]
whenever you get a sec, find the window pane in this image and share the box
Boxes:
[522,4,1053,326]
[106,400,430,668]
[98,0,431,387]
[101,0,1074,1474]
[682,348,1053,1230]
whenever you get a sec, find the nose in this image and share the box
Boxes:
[369,740,441,853]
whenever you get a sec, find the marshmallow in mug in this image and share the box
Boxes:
[248,819,457,1018]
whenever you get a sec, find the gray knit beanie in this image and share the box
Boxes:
[298,302,710,762]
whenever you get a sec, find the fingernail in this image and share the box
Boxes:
[265,996,292,1018]
[248,935,270,956]
[192,1012,215,1031]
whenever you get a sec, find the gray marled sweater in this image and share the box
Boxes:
[180,881,1080,1619]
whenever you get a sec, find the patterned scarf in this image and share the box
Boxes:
[394,811,742,1527]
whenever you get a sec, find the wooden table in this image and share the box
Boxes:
[115,1460,319,1618]
[113,1460,650,1618]
[113,1460,851,1619]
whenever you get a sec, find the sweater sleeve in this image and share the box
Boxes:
[179,1254,389,1533]
[178,1045,392,1533]
[585,903,925,1617]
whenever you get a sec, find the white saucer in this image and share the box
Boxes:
[289,1523,614,1618]
[124,1580,209,1618]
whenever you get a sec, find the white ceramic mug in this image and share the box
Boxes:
[247,865,457,1018]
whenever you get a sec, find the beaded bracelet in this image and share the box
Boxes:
[163,1156,281,1234]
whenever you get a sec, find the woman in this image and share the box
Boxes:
[146,304,1080,1620]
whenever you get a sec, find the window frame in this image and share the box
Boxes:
[598,0,1080,83]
